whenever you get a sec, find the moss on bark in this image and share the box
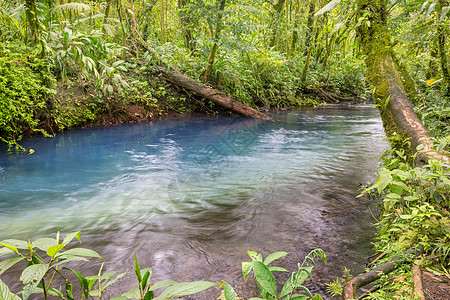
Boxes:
[357,0,449,163]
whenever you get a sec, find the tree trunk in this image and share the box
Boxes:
[157,66,272,120]
[204,0,226,82]
[25,0,39,44]
[301,19,317,84]
[357,0,449,164]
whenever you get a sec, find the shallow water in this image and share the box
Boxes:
[0,107,388,298]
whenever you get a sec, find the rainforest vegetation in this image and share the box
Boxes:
[0,0,449,299]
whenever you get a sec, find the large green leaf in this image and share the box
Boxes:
[149,279,177,291]
[0,247,15,257]
[0,257,24,275]
[155,281,215,300]
[57,248,103,260]
[263,251,288,265]
[31,238,57,251]
[50,255,88,268]
[0,278,21,300]
[62,231,81,245]
[252,261,277,297]
[268,266,288,273]
[20,264,49,285]
[1,240,28,250]
[47,244,66,258]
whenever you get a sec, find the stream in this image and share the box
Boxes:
[0,106,389,299]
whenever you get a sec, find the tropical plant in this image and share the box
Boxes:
[0,232,216,300]
[218,249,326,300]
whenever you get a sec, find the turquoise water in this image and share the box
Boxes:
[0,107,388,298]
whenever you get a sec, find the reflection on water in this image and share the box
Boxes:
[0,107,388,298]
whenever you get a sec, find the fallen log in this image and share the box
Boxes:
[156,66,272,120]
[412,265,425,300]
[343,246,424,299]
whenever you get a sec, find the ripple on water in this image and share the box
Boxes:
[0,107,388,299]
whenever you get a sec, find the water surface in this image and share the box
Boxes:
[0,107,388,298]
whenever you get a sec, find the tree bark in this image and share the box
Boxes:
[301,19,317,84]
[157,66,272,120]
[25,0,39,44]
[357,0,449,164]
[343,246,423,299]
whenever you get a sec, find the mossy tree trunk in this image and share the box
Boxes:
[25,0,39,44]
[357,0,449,163]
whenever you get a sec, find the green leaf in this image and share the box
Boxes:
[314,0,341,17]
[51,255,88,268]
[1,240,29,250]
[134,253,142,282]
[247,250,259,261]
[441,6,450,21]
[32,238,57,251]
[85,271,118,281]
[155,281,216,300]
[294,267,313,286]
[142,269,151,289]
[426,2,437,16]
[102,272,127,291]
[63,267,89,298]
[62,231,81,245]
[242,261,252,279]
[252,261,277,297]
[290,295,308,300]
[0,247,15,257]
[47,244,66,257]
[0,256,24,275]
[149,279,177,291]
[20,264,49,285]
[0,278,21,300]
[263,251,288,265]
[57,248,103,260]
[143,290,154,300]
[224,283,236,300]
[66,280,74,300]
[122,286,141,298]
[268,266,289,273]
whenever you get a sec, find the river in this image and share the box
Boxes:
[0,106,388,299]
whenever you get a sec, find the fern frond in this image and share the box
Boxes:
[53,2,92,15]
